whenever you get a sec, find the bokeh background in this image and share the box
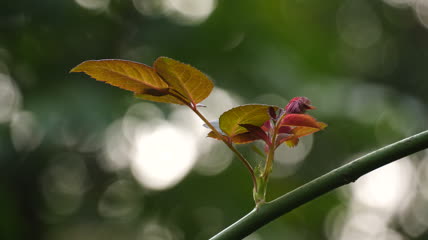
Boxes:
[1,0,428,239]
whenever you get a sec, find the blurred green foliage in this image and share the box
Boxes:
[1,0,428,239]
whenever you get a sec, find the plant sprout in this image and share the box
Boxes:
[70,57,326,206]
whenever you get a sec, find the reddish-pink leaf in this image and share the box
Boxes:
[275,133,293,147]
[207,130,263,144]
[281,114,320,129]
[268,107,277,119]
[261,120,272,132]
[239,124,269,144]
[207,131,228,141]
[231,132,263,144]
[278,126,292,134]
[292,122,327,138]
[277,122,327,147]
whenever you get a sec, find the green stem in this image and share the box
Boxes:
[253,143,275,206]
[166,91,257,192]
[191,107,258,193]
[253,168,268,207]
[209,130,428,240]
[255,118,281,205]
[262,136,276,179]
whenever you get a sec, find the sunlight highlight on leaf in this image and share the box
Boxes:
[154,57,214,105]
[71,59,168,93]
[292,123,327,138]
[71,59,188,104]
[219,104,278,137]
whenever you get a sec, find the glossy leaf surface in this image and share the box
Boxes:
[219,104,278,137]
[239,124,269,143]
[281,114,321,129]
[135,92,185,105]
[277,122,327,147]
[207,131,262,144]
[154,57,214,104]
[292,122,327,137]
[70,59,168,93]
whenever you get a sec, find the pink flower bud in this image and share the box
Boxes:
[285,97,315,114]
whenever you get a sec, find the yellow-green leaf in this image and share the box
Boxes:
[291,123,326,138]
[70,59,168,93]
[71,59,188,104]
[219,104,278,137]
[135,93,186,105]
[154,57,213,104]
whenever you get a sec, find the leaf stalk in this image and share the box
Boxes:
[190,107,258,194]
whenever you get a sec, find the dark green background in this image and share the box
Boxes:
[1,0,428,239]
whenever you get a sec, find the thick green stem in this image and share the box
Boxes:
[210,130,428,240]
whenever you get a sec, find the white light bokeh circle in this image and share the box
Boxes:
[101,119,133,171]
[165,0,217,25]
[10,111,44,152]
[133,0,217,25]
[337,0,382,49]
[352,157,415,212]
[382,0,415,7]
[271,135,314,178]
[40,153,88,217]
[415,0,428,29]
[98,180,141,221]
[75,0,110,10]
[131,122,198,190]
[137,220,181,240]
[133,0,165,17]
[0,73,21,123]
[122,102,164,143]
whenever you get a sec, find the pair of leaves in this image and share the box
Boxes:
[207,105,277,144]
[208,104,327,146]
[70,57,213,106]
[280,122,328,147]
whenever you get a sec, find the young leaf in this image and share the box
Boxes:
[239,124,269,144]
[207,130,261,144]
[135,92,186,105]
[154,57,214,105]
[276,123,327,147]
[203,120,225,135]
[285,138,299,147]
[268,107,277,119]
[278,126,292,134]
[231,132,263,144]
[219,104,278,137]
[70,59,168,93]
[281,114,321,129]
[275,133,293,147]
[207,131,229,141]
[292,122,327,138]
